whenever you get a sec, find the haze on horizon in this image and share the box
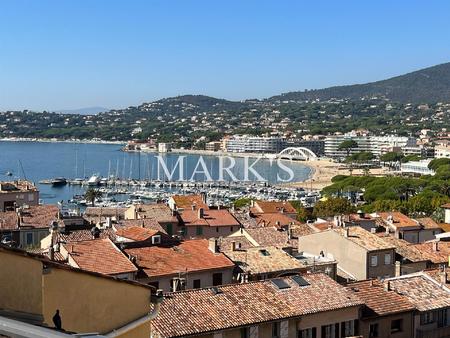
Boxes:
[1,0,450,112]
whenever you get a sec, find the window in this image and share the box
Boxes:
[298,328,316,338]
[28,193,34,202]
[230,226,234,232]
[26,232,33,245]
[384,253,391,265]
[196,226,203,236]
[369,323,379,337]
[420,312,435,325]
[212,273,223,286]
[437,309,448,328]
[240,328,249,338]
[341,320,355,337]
[216,227,219,233]
[272,322,280,338]
[321,324,336,338]
[370,255,378,267]
[390,319,403,333]
[166,223,173,236]
[151,235,161,244]
[193,279,201,289]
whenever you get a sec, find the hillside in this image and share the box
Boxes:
[270,62,450,103]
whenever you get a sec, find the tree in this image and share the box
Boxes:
[338,140,358,157]
[85,188,102,206]
[313,197,356,218]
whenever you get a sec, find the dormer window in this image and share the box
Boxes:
[151,235,161,244]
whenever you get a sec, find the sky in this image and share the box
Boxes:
[1,0,450,111]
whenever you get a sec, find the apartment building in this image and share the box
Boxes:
[298,226,396,281]
[0,245,160,338]
[0,180,39,212]
[224,135,285,153]
[125,204,179,236]
[435,140,450,159]
[150,273,364,338]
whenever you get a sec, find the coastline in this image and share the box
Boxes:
[0,137,125,145]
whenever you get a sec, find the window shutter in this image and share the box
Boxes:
[249,326,258,338]
[280,320,289,338]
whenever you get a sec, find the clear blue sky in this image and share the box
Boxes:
[1,0,450,111]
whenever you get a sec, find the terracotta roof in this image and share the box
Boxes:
[118,219,166,233]
[0,180,37,193]
[347,280,415,318]
[223,246,303,275]
[333,226,395,251]
[218,235,255,251]
[171,194,209,210]
[250,200,296,214]
[56,228,116,243]
[424,269,450,286]
[132,204,178,223]
[125,239,235,278]
[244,227,295,248]
[442,203,450,209]
[387,273,450,312]
[152,273,364,338]
[180,209,240,227]
[377,211,418,229]
[416,217,441,229]
[254,213,300,228]
[310,221,336,232]
[376,234,428,263]
[0,211,19,230]
[84,206,127,218]
[115,226,160,242]
[409,241,450,264]
[62,238,137,276]
[18,205,59,229]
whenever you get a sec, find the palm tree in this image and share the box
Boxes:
[85,188,102,206]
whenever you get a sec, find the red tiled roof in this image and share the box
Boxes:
[332,226,395,251]
[0,211,18,230]
[251,200,296,214]
[377,211,418,228]
[254,213,301,228]
[63,238,137,276]
[347,279,415,317]
[118,219,166,233]
[115,226,159,242]
[132,204,178,223]
[416,217,441,229]
[387,273,450,312]
[244,227,296,248]
[409,241,450,264]
[56,228,116,243]
[125,239,234,277]
[152,273,364,337]
[180,209,240,227]
[19,205,59,229]
[171,194,209,210]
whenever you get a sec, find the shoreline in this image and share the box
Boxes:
[0,137,125,145]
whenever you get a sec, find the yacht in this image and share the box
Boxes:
[87,174,101,186]
[51,177,67,186]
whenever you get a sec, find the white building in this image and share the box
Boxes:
[224,135,285,153]
[400,159,435,176]
[435,142,450,159]
[324,133,416,158]
[158,142,172,153]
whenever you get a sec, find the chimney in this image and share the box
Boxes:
[191,204,196,211]
[198,208,204,219]
[344,227,349,238]
[395,261,401,277]
[433,241,439,252]
[208,238,219,253]
[384,280,391,292]
[49,246,55,261]
[280,207,284,214]
[106,217,112,228]
[441,268,448,285]
[201,192,207,203]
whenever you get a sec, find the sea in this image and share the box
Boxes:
[0,141,312,204]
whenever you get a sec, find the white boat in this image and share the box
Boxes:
[87,174,101,186]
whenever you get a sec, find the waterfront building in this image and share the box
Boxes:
[205,141,222,151]
[0,180,39,212]
[400,159,435,176]
[158,142,172,153]
[324,133,416,158]
[224,135,285,153]
[286,139,325,156]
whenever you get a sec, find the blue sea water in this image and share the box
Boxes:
[0,141,311,203]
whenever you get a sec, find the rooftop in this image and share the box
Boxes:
[171,194,209,210]
[333,226,395,251]
[124,239,235,278]
[377,211,419,229]
[223,246,303,275]
[244,227,296,248]
[131,204,178,223]
[115,225,160,242]
[179,209,240,227]
[416,217,442,229]
[347,279,415,318]
[386,273,450,312]
[250,200,296,215]
[0,205,60,230]
[152,273,363,338]
[409,241,450,264]
[55,228,116,243]
[0,180,37,193]
[376,234,428,262]
[117,218,166,233]
[62,238,137,276]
